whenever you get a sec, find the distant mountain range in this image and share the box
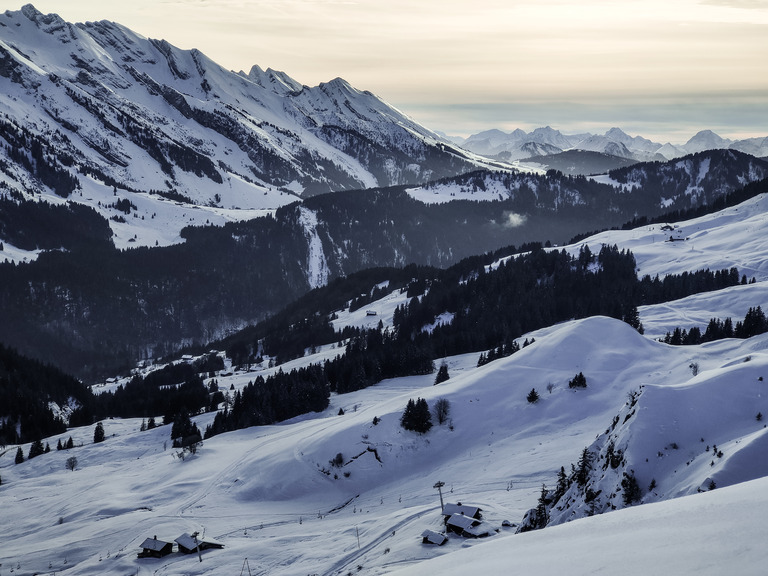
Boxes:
[457,126,768,174]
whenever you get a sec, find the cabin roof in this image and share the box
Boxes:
[421,529,447,545]
[443,503,481,518]
[446,513,479,530]
[175,532,223,550]
[463,523,491,538]
[140,537,172,551]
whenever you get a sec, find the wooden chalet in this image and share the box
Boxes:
[421,529,448,546]
[138,536,173,558]
[175,532,224,554]
[442,503,482,520]
[446,513,490,538]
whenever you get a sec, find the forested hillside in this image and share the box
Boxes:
[3,166,767,381]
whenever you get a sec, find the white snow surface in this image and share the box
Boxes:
[392,475,768,576]
[298,205,329,290]
[4,195,768,574]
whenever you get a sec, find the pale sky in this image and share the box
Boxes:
[22,1,768,143]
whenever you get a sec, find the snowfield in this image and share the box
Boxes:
[3,194,768,574]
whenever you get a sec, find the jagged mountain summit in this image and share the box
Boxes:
[0,5,488,215]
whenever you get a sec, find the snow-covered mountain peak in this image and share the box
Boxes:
[245,64,304,95]
[19,3,67,30]
[321,75,358,93]
[574,134,634,159]
[605,126,629,139]
[529,125,574,148]
[685,129,733,153]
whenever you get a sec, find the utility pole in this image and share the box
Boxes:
[433,480,445,513]
[192,531,202,563]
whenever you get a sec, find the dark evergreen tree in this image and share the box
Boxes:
[171,411,202,448]
[527,388,540,403]
[15,446,24,464]
[66,436,74,449]
[575,447,592,487]
[93,422,105,444]
[554,466,569,501]
[28,439,45,459]
[434,363,450,385]
[621,472,642,505]
[400,398,433,433]
[568,372,587,389]
[534,484,550,529]
[622,305,644,334]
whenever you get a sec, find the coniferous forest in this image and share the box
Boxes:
[2,163,766,382]
[2,235,749,445]
[198,244,744,440]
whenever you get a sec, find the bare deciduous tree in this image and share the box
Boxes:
[433,398,451,425]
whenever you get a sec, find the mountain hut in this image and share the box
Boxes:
[138,536,173,558]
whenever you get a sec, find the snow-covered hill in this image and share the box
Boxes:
[3,189,768,575]
[406,149,768,210]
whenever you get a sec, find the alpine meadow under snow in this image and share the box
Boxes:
[3,192,768,575]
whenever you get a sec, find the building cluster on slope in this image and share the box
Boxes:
[422,502,493,545]
[138,533,224,559]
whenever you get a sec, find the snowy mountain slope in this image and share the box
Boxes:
[600,150,768,208]
[3,316,767,575]
[0,5,491,248]
[405,150,768,215]
[526,338,768,529]
[4,190,768,574]
[390,475,768,576]
[564,188,768,282]
[729,135,768,158]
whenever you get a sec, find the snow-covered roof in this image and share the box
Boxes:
[175,533,200,550]
[140,537,172,551]
[446,514,479,530]
[443,503,481,518]
[421,529,447,545]
[175,532,224,550]
[463,523,491,538]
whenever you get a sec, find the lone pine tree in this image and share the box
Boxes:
[434,363,450,385]
[93,422,105,443]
